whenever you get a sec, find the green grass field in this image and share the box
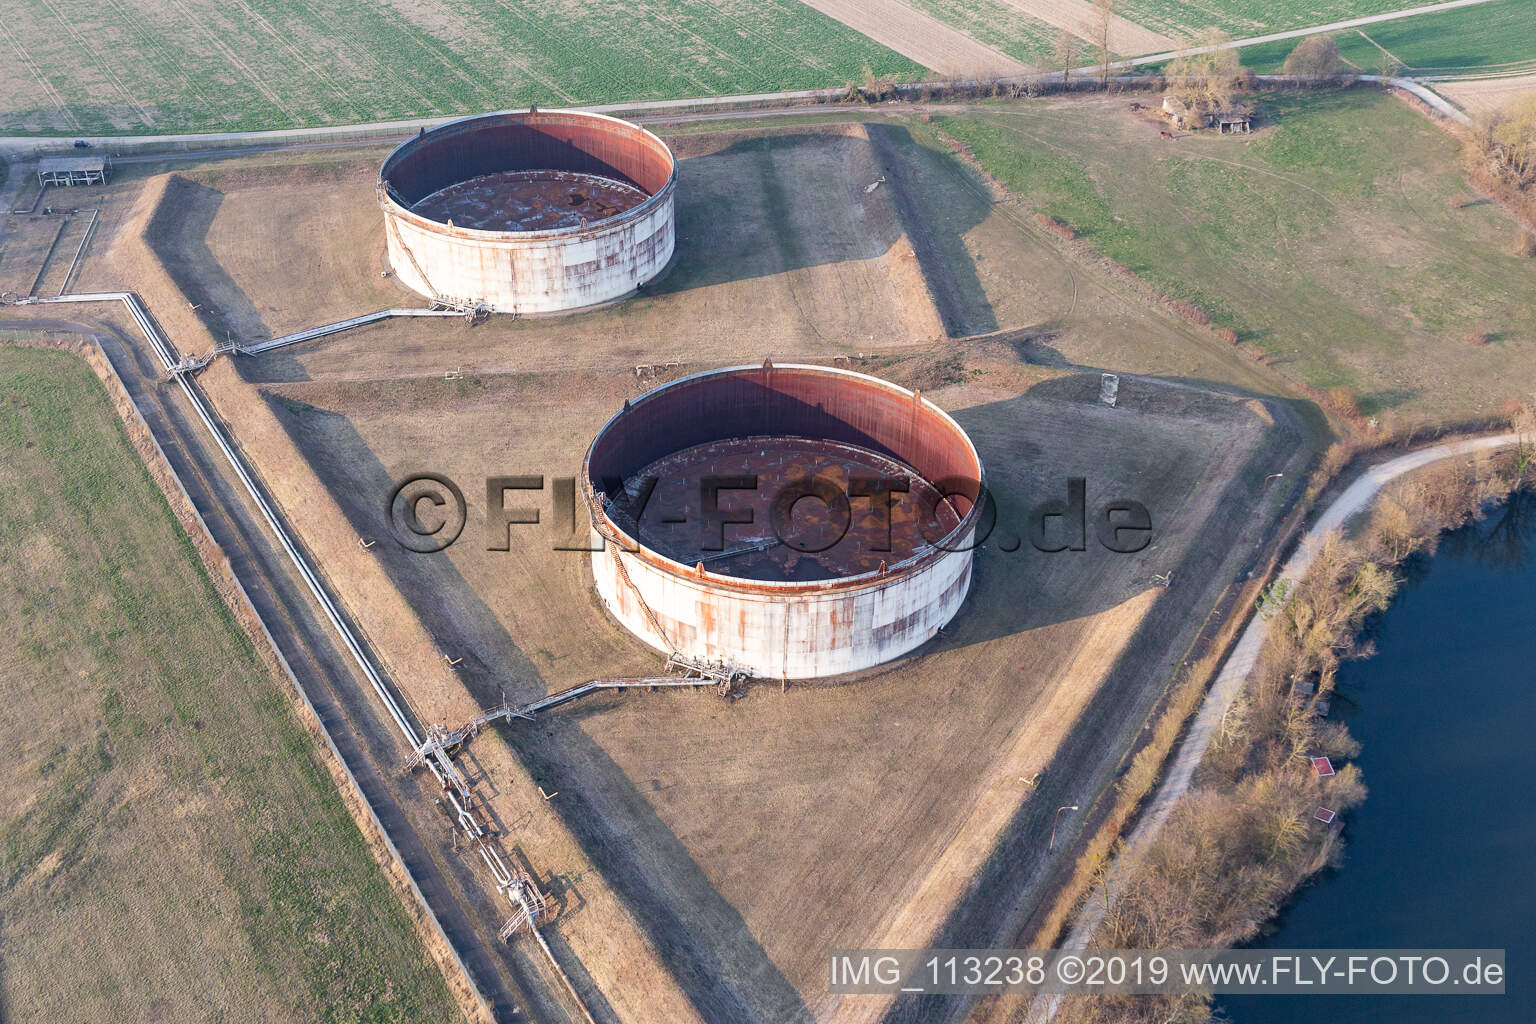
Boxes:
[0,344,463,1022]
[903,0,1060,65]
[933,88,1536,421]
[0,0,922,135]
[1222,0,1536,74]
[1120,0,1472,44]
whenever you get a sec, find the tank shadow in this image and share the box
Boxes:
[926,374,1301,654]
[248,362,1303,1024]
[258,382,812,1024]
[647,126,995,335]
[143,175,271,347]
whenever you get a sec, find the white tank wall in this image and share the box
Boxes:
[590,523,977,679]
[383,191,674,314]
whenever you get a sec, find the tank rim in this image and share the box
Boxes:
[582,362,987,595]
[376,108,678,242]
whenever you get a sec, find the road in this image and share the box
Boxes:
[1028,429,1523,1023]
[0,315,545,1023]
[0,0,1495,157]
[0,23,1496,1017]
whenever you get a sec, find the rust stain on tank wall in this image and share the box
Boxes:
[585,365,986,678]
[378,109,676,313]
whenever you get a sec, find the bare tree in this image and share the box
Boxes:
[1054,28,1078,88]
[1166,28,1246,112]
[1094,0,1114,90]
[1281,35,1345,83]
[1492,95,1536,186]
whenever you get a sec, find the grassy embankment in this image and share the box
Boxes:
[1227,0,1536,75]
[0,344,463,1023]
[931,87,1536,424]
[1052,408,1535,1024]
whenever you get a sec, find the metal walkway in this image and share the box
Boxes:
[22,289,559,1017]
[405,655,747,774]
[237,307,466,355]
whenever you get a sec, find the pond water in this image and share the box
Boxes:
[1221,491,1535,1023]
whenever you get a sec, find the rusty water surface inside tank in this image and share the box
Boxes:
[410,169,649,232]
[620,437,962,582]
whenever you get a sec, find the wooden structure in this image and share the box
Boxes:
[37,155,110,187]
[1162,94,1253,133]
[1216,111,1252,134]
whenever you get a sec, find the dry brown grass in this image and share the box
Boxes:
[74,119,1307,1022]
[0,214,73,295]
[195,353,708,1022]
[1044,431,1535,1024]
[1437,73,1536,118]
[1035,211,1077,238]
[246,344,1293,1023]
[98,173,710,1023]
[0,343,465,1024]
[1325,385,1361,420]
[994,0,1174,55]
[137,125,943,373]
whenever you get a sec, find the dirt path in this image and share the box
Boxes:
[995,0,1173,56]
[1029,430,1523,1023]
[0,7,1496,159]
[795,0,1031,77]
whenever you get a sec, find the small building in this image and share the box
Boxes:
[1162,94,1254,133]
[37,155,110,188]
[1216,111,1252,135]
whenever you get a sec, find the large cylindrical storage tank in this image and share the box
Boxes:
[583,363,986,679]
[378,110,676,314]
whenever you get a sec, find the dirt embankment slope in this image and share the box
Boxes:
[107,172,706,1024]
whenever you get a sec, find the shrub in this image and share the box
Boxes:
[1317,440,1356,487]
[1034,212,1077,239]
[1169,299,1212,326]
[1515,231,1536,258]
[1216,326,1239,345]
[1281,36,1345,83]
[1067,452,1527,1024]
[1325,386,1361,419]
[1464,329,1491,347]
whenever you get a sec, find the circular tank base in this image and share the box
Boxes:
[625,435,959,583]
[412,170,648,232]
[378,109,678,314]
[584,363,986,679]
